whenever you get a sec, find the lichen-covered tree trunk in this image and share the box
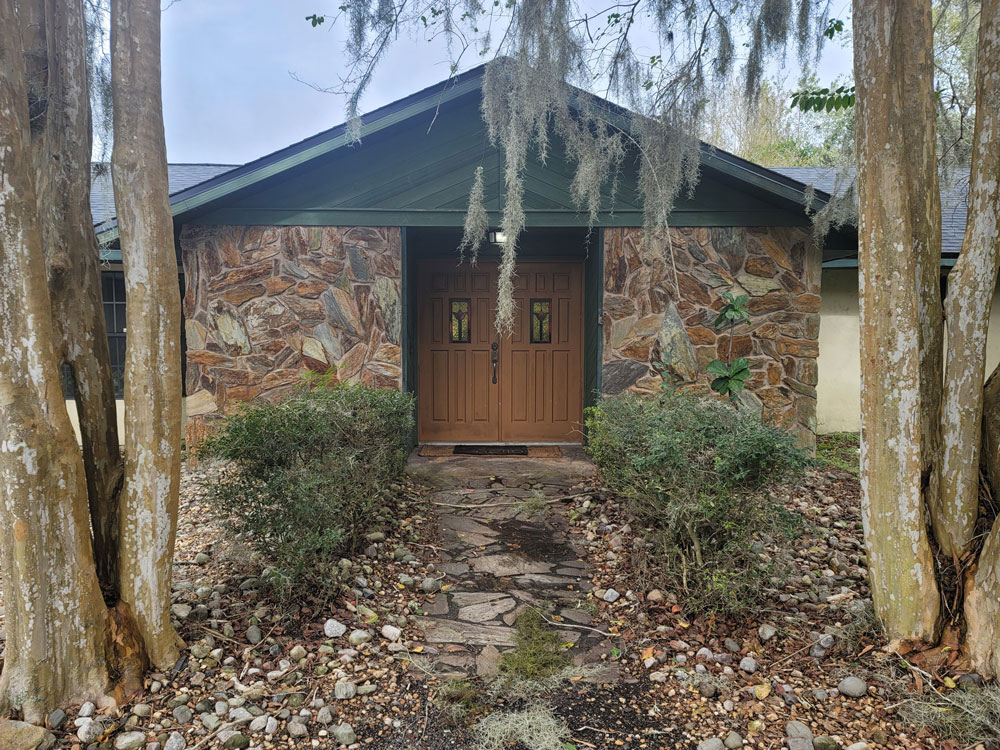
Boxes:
[24,0,125,594]
[954,0,1000,677]
[0,0,112,719]
[853,0,941,645]
[111,0,184,669]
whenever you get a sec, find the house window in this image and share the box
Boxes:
[61,271,126,399]
[530,299,551,343]
[450,299,471,343]
[103,271,127,397]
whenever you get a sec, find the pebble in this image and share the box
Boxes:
[838,676,868,698]
[48,709,67,729]
[289,644,307,661]
[248,715,268,733]
[287,721,308,738]
[223,733,250,749]
[79,701,96,718]
[603,588,620,603]
[317,707,334,724]
[194,552,211,564]
[334,722,357,745]
[739,656,759,673]
[381,624,402,641]
[324,618,348,638]
[348,629,371,646]
[164,732,186,750]
[697,739,725,750]
[646,589,664,602]
[758,623,778,642]
[77,719,104,744]
[114,732,147,750]
[814,737,839,750]
[846,744,870,750]
[173,706,193,724]
[335,681,358,699]
[265,716,279,735]
[724,732,743,749]
[786,720,813,739]
[421,576,442,593]
[246,624,263,644]
[171,603,192,620]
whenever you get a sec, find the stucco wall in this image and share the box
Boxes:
[179,225,402,445]
[816,269,1000,434]
[602,226,822,448]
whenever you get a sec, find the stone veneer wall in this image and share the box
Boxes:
[180,225,402,445]
[602,226,821,447]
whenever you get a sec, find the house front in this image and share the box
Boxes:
[93,66,874,450]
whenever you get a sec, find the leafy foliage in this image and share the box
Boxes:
[708,291,751,401]
[790,83,856,112]
[195,374,414,596]
[586,391,808,614]
[816,432,860,475]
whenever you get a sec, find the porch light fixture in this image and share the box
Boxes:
[489,230,508,245]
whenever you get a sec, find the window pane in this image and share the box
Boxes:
[530,299,551,343]
[113,274,125,301]
[450,299,471,343]
[104,303,116,333]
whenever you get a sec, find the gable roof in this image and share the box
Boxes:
[772,166,970,258]
[95,63,831,248]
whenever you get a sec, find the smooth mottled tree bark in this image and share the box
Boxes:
[0,0,112,719]
[853,0,941,645]
[24,0,125,595]
[111,0,184,669]
[955,0,1000,677]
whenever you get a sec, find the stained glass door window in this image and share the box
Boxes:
[450,298,471,343]
[530,299,551,343]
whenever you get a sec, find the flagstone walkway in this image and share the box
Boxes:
[405,448,620,683]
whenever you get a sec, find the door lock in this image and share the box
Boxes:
[491,342,498,384]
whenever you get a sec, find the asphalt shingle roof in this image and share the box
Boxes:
[772,166,970,256]
[90,163,237,226]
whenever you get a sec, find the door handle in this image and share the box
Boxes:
[491,342,498,384]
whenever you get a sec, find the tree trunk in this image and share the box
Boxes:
[0,0,112,719]
[111,0,184,669]
[954,0,1000,677]
[25,0,125,595]
[853,0,941,644]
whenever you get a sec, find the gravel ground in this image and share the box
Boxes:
[0,450,962,749]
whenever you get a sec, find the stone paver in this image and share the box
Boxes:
[405,448,616,680]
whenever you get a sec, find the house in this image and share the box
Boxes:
[87,65,975,448]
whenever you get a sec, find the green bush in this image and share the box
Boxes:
[196,374,414,596]
[585,390,807,614]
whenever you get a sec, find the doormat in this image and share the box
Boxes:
[419,445,562,458]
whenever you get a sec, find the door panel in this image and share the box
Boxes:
[417,262,499,442]
[499,263,584,442]
[417,260,583,443]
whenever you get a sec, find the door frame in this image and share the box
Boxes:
[414,258,586,444]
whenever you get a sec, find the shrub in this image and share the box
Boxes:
[196,374,414,596]
[585,390,808,614]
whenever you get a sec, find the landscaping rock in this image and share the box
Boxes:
[324,618,347,638]
[421,576,442,593]
[786,720,813,740]
[47,709,67,731]
[223,733,250,749]
[164,732,187,750]
[697,739,725,750]
[814,736,840,750]
[603,588,620,603]
[724,732,743,749]
[334,722,357,745]
[381,624,402,641]
[335,681,357,700]
[349,629,371,646]
[739,656,759,673]
[114,731,147,750]
[758,623,778,642]
[246,624,263,644]
[837,676,868,698]
[76,719,105,744]
[0,720,56,750]
[289,644,307,661]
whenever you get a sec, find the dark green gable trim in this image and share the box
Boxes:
[96,64,833,248]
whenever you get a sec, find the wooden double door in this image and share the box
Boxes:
[417,260,584,443]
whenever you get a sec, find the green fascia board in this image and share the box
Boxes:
[190,206,811,228]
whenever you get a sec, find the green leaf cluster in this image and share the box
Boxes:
[585,391,808,614]
[791,84,856,112]
[195,374,414,598]
[707,356,751,398]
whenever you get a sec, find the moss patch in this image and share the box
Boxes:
[500,609,568,679]
[816,432,860,475]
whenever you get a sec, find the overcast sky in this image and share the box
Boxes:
[160,0,854,165]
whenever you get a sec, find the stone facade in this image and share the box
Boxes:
[180,225,402,443]
[602,226,821,447]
